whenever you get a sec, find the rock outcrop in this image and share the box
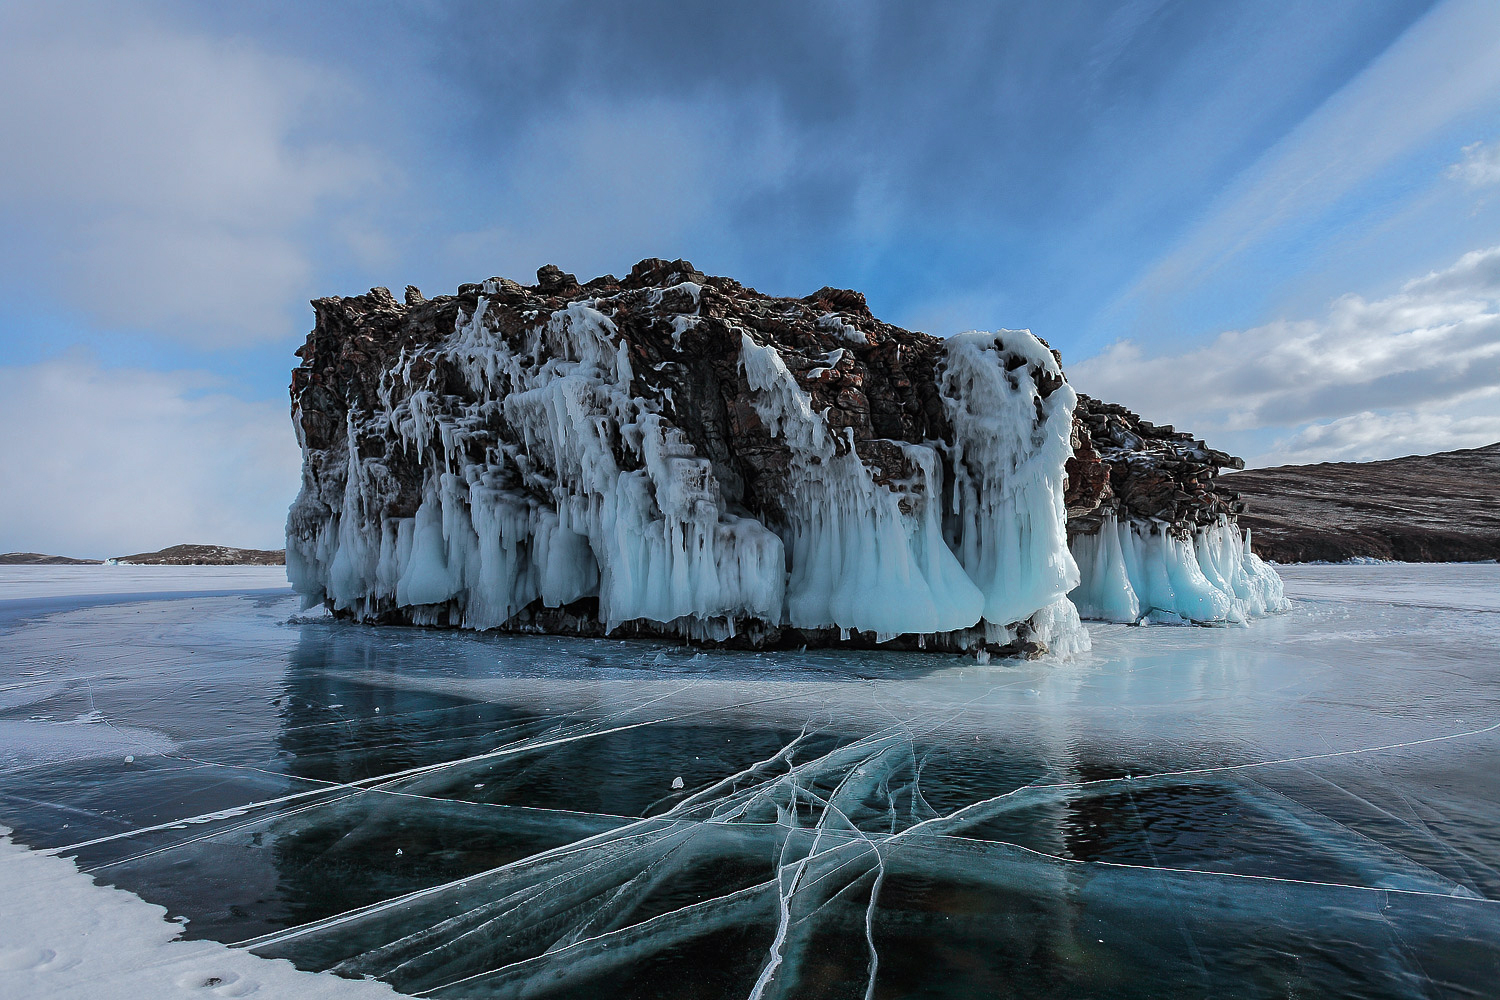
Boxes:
[287,259,1282,652]
[1227,443,1500,563]
[1061,397,1283,624]
[1064,395,1246,528]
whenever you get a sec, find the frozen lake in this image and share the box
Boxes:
[1,563,1497,998]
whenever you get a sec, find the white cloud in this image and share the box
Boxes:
[1070,244,1500,466]
[0,3,386,344]
[0,355,300,558]
[1448,139,1500,187]
[1261,408,1500,465]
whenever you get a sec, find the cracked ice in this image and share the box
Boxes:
[0,563,1498,998]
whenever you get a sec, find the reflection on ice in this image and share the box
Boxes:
[0,564,1497,997]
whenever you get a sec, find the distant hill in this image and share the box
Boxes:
[1228,442,1500,563]
[110,544,286,566]
[0,552,103,565]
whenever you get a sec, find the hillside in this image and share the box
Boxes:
[1228,442,1500,563]
[111,544,286,566]
[0,552,103,565]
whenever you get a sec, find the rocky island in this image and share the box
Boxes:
[286,259,1283,654]
[0,552,103,565]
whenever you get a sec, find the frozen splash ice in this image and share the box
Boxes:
[739,333,987,638]
[940,332,1083,646]
[289,293,786,637]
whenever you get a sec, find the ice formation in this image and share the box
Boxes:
[286,258,1282,654]
[286,261,1105,655]
[1070,514,1286,624]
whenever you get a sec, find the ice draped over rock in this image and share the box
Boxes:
[286,261,1103,654]
[286,259,1282,654]
[293,291,786,637]
[1061,395,1289,624]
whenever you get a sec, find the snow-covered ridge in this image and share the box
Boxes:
[286,259,1278,655]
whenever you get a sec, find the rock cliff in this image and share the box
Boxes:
[287,259,1282,652]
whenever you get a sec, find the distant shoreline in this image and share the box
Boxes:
[1,544,285,567]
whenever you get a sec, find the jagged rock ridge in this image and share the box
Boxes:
[1066,395,1246,528]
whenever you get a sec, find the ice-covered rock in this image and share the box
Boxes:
[1063,396,1287,623]
[285,258,1278,653]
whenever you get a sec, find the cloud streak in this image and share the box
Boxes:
[440,95,794,285]
[1111,0,1500,334]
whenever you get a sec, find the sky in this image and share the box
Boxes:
[2,0,1498,557]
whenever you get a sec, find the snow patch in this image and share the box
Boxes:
[0,829,398,998]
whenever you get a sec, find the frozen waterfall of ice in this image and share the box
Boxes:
[1069,513,1288,624]
[284,295,1098,650]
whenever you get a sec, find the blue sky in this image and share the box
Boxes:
[2,0,1499,556]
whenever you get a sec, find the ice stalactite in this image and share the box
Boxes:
[739,334,985,639]
[1069,513,1288,624]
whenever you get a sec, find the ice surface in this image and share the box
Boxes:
[1,563,1497,998]
[0,565,289,602]
[1276,561,1500,613]
[0,716,177,771]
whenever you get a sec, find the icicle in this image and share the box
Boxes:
[1070,514,1288,624]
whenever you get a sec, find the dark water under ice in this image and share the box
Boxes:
[1,564,1499,998]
